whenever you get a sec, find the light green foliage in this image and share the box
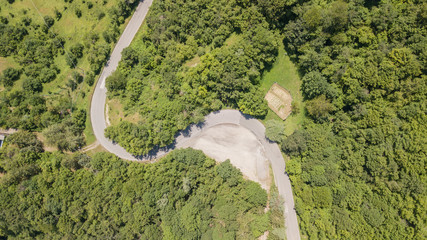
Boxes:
[238,87,269,117]
[305,95,333,122]
[0,147,270,239]
[43,115,86,151]
[0,0,137,142]
[106,0,279,155]
[87,43,110,73]
[265,119,285,142]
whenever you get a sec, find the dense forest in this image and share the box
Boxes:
[104,0,426,239]
[0,131,283,239]
[276,0,426,239]
[0,0,139,150]
[0,0,425,239]
[104,0,278,155]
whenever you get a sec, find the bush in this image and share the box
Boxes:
[105,70,126,93]
[238,88,268,118]
[54,8,62,20]
[67,79,77,91]
[1,67,20,87]
[72,71,83,84]
[23,78,42,93]
[70,43,84,58]
[85,71,95,86]
[39,68,56,83]
[75,8,82,18]
[265,120,285,142]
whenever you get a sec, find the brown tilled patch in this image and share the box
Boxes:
[264,83,293,120]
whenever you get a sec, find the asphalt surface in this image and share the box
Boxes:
[90,0,153,161]
[90,1,301,239]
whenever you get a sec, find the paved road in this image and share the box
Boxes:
[90,1,300,239]
[90,0,153,161]
[176,110,302,240]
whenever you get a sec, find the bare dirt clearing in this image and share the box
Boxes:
[265,83,293,120]
[182,124,270,190]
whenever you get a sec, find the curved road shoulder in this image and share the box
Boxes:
[89,1,300,239]
[90,0,153,161]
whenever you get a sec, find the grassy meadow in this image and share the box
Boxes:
[260,42,305,135]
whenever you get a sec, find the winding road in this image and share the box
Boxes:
[90,1,300,239]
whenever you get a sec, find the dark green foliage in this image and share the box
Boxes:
[75,8,82,18]
[0,131,43,185]
[21,16,31,26]
[87,1,93,9]
[0,23,27,56]
[216,159,242,187]
[43,16,54,28]
[0,0,137,139]
[71,109,86,132]
[69,43,84,58]
[301,71,336,100]
[0,148,270,239]
[105,70,126,93]
[22,78,43,93]
[305,95,333,122]
[281,130,307,157]
[0,16,8,24]
[0,67,20,87]
[39,68,56,83]
[281,1,426,238]
[103,24,120,43]
[54,8,62,20]
[107,0,279,155]
[85,71,95,86]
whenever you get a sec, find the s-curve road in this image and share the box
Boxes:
[89,1,300,239]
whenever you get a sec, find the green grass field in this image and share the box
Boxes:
[260,42,305,136]
[0,0,134,145]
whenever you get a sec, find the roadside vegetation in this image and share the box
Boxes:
[104,0,279,155]
[0,133,272,239]
[0,0,139,147]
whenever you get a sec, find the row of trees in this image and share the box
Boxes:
[105,0,278,155]
[0,132,273,239]
[271,0,426,239]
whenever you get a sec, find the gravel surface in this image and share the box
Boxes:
[180,123,270,190]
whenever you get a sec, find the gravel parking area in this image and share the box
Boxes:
[181,124,270,190]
